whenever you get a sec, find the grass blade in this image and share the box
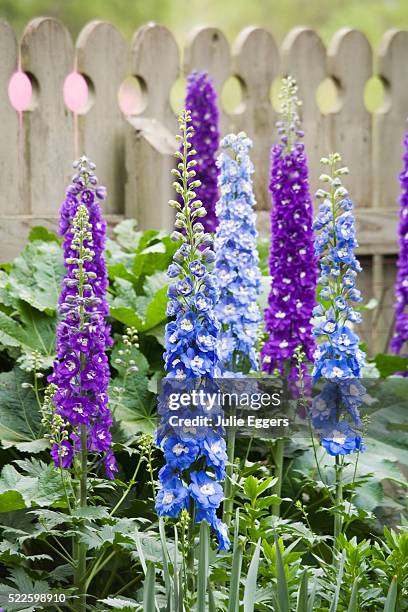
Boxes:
[143,562,156,612]
[134,527,147,574]
[296,569,308,612]
[307,577,318,612]
[173,526,180,612]
[159,518,171,597]
[228,544,243,612]
[329,551,345,612]
[383,576,398,612]
[197,521,210,612]
[208,581,217,612]
[243,539,261,612]
[347,578,359,612]
[275,539,290,612]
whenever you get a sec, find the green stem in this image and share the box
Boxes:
[334,454,344,546]
[74,424,88,610]
[186,502,196,598]
[223,426,236,525]
[272,438,284,516]
[109,455,143,517]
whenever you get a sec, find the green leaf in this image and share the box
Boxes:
[28,226,59,243]
[0,490,26,512]
[7,241,63,313]
[109,373,156,436]
[329,551,345,612]
[143,562,156,611]
[243,539,261,612]
[0,462,64,510]
[374,353,408,378]
[383,577,398,612]
[0,302,55,360]
[275,538,290,612]
[197,521,210,612]
[113,219,141,251]
[296,569,308,612]
[0,367,43,448]
[228,545,243,612]
[100,597,139,611]
[141,286,168,331]
[347,578,359,612]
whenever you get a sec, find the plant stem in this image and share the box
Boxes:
[75,424,88,611]
[334,454,344,546]
[272,438,284,516]
[223,426,236,525]
[109,455,143,517]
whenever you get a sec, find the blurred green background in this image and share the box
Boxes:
[0,0,407,45]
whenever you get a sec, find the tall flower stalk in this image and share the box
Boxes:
[391,130,408,356]
[311,152,366,543]
[214,132,261,521]
[261,77,316,375]
[183,71,220,233]
[156,110,229,556]
[261,77,316,515]
[48,157,114,607]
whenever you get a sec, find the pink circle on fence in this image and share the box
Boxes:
[8,71,32,112]
[64,72,89,113]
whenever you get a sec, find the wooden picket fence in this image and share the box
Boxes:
[1,19,407,351]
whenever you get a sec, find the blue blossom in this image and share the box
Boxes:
[321,422,365,456]
[189,471,224,509]
[163,437,199,470]
[312,153,367,456]
[214,132,261,372]
[156,110,228,549]
[156,478,189,517]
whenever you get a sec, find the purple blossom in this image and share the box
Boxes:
[48,156,115,479]
[391,131,408,357]
[184,71,220,233]
[261,77,317,374]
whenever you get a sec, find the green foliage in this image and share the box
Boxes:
[0,226,407,609]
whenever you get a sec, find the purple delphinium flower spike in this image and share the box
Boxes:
[214,132,261,372]
[48,157,115,479]
[156,110,229,550]
[391,131,408,356]
[311,153,367,455]
[261,77,317,375]
[184,71,220,233]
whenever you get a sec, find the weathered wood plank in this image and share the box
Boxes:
[21,18,74,215]
[76,21,128,215]
[282,27,327,198]
[233,27,279,210]
[125,116,176,230]
[374,29,408,209]
[327,29,372,207]
[184,26,231,132]
[0,21,22,215]
[131,23,179,133]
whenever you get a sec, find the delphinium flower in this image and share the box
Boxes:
[156,110,229,550]
[311,153,367,446]
[391,130,408,356]
[48,157,115,479]
[311,152,367,540]
[214,132,261,373]
[261,77,317,376]
[183,71,220,233]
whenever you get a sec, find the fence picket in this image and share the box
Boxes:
[20,18,74,215]
[233,27,279,214]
